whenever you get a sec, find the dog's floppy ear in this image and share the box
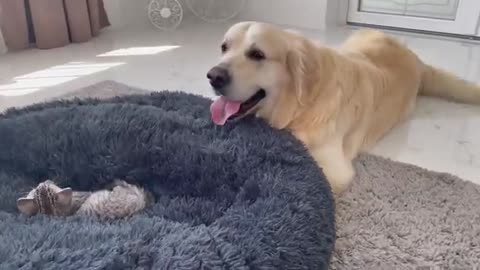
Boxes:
[286,37,316,105]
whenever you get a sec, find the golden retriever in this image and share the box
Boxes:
[208,21,480,194]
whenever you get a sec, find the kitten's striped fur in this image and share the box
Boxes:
[17,180,153,219]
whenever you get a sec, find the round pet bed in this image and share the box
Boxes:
[0,92,335,270]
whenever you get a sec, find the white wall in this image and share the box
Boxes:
[104,0,152,29]
[334,0,349,26]
[103,0,196,29]
[102,0,350,30]
[238,0,348,29]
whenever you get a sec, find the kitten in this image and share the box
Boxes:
[17,179,153,219]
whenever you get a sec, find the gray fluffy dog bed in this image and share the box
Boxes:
[0,92,335,270]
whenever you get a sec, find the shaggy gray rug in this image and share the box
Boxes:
[30,82,480,269]
[335,155,480,269]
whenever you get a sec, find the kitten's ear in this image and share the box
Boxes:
[17,198,38,216]
[56,188,73,205]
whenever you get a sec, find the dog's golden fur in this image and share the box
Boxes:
[213,22,480,194]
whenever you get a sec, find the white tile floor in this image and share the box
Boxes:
[0,21,479,184]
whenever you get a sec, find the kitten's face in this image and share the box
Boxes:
[17,180,73,216]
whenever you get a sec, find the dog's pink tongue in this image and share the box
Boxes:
[210,96,242,125]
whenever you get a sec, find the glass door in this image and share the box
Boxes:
[348,0,480,36]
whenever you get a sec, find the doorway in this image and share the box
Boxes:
[347,0,480,36]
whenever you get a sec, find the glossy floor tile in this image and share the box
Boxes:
[0,21,479,184]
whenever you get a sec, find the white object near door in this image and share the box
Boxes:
[348,0,480,36]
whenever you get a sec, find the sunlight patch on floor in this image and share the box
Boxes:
[96,46,180,57]
[0,61,125,97]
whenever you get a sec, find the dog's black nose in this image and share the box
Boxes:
[207,66,230,92]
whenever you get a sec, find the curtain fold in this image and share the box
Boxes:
[0,0,110,52]
[0,27,7,55]
[0,0,30,51]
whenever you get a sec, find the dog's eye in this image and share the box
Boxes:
[247,49,266,61]
[221,43,228,53]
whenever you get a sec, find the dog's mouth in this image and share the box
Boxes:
[210,89,266,126]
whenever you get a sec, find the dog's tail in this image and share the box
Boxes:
[419,64,480,104]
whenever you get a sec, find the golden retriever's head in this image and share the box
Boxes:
[208,22,316,128]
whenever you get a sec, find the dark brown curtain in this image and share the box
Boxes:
[0,0,110,51]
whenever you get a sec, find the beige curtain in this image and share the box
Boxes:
[0,0,110,52]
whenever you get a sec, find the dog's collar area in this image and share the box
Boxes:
[228,89,266,121]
